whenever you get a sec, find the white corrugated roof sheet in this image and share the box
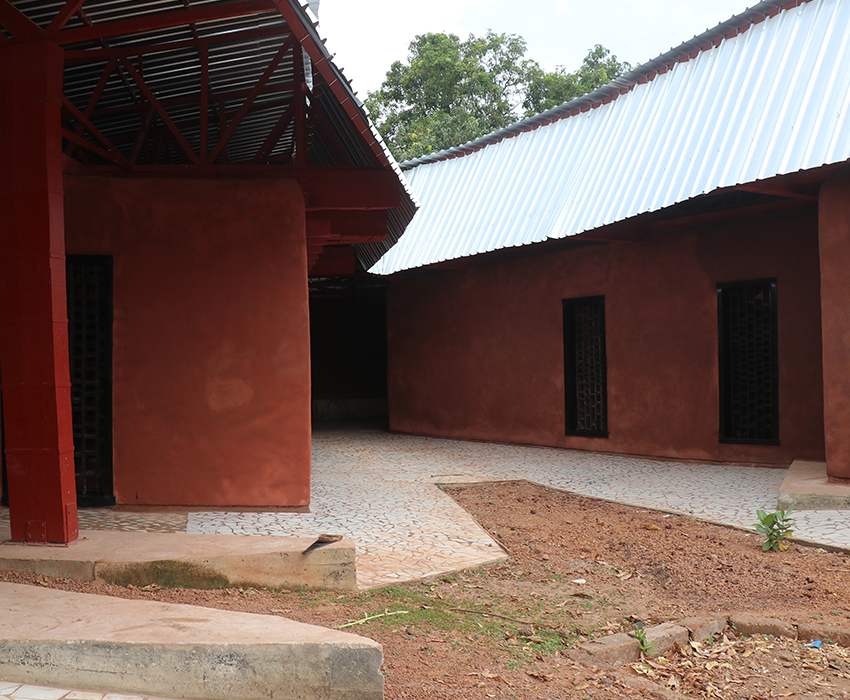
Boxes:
[369,0,850,275]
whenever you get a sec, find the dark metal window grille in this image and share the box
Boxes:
[67,256,115,506]
[717,279,779,444]
[563,296,608,437]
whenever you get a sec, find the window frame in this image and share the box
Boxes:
[717,278,780,445]
[562,295,609,438]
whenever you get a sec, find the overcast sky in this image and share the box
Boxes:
[316,0,752,98]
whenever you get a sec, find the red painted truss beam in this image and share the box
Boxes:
[64,24,287,63]
[47,0,87,33]
[64,56,116,159]
[118,56,198,164]
[207,35,295,164]
[271,0,388,168]
[0,0,43,41]
[62,94,132,169]
[50,1,277,45]
[62,127,129,168]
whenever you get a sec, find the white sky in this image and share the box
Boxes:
[316,0,752,98]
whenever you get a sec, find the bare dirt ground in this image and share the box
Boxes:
[5,481,850,699]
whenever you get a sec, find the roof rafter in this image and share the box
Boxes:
[206,34,295,164]
[64,24,288,63]
[118,56,199,164]
[0,0,44,41]
[51,0,276,45]
[46,0,87,34]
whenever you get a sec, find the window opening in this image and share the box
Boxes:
[563,295,608,437]
[717,279,779,444]
[67,255,115,505]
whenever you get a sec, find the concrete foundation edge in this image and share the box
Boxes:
[0,641,384,700]
[778,460,850,511]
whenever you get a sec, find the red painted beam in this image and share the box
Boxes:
[64,24,287,63]
[299,169,401,211]
[306,210,387,243]
[52,0,276,45]
[64,56,116,158]
[0,0,44,41]
[735,183,819,201]
[62,128,131,169]
[272,0,388,167]
[60,162,399,208]
[118,57,198,164]
[251,103,295,164]
[647,198,813,235]
[46,0,87,33]
[207,36,295,164]
[62,95,132,169]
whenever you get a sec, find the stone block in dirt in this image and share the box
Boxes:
[679,616,728,642]
[729,613,796,639]
[797,622,850,647]
[576,632,640,666]
[644,622,689,657]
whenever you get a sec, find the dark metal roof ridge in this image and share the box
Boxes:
[399,0,812,171]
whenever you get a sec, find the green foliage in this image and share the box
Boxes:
[632,625,657,655]
[366,33,630,161]
[753,508,794,551]
[523,45,632,115]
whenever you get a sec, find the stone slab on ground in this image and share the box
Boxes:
[796,622,850,647]
[729,613,796,639]
[574,632,641,666]
[0,530,355,591]
[678,616,728,643]
[643,623,689,657]
[0,583,382,700]
[778,460,850,511]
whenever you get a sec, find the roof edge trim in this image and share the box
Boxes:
[399,0,814,171]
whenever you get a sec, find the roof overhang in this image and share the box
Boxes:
[0,0,416,271]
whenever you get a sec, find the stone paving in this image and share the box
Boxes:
[3,429,850,699]
[3,429,850,590]
[0,681,172,700]
[187,430,850,587]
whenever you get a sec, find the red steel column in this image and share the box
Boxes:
[819,168,850,481]
[0,41,78,543]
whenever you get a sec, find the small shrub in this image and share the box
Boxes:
[753,509,794,551]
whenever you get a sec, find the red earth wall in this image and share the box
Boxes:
[64,177,311,506]
[387,208,825,464]
[819,169,850,479]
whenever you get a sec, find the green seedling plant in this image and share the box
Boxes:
[632,625,657,655]
[753,508,794,551]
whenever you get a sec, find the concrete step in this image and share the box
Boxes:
[778,459,850,510]
[0,530,355,591]
[0,583,383,700]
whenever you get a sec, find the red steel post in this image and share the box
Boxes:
[0,41,78,544]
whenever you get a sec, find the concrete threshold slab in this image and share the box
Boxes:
[778,459,850,510]
[0,530,355,591]
[0,582,382,700]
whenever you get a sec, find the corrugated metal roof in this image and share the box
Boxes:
[369,0,850,275]
[4,0,415,269]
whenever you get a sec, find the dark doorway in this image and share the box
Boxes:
[309,275,389,425]
[67,256,115,506]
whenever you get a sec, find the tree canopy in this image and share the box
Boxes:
[366,33,631,162]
